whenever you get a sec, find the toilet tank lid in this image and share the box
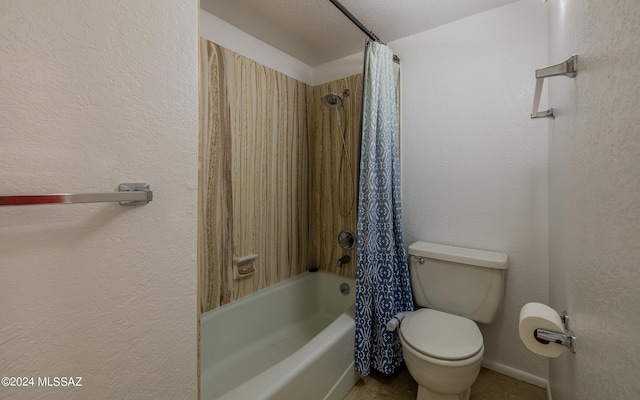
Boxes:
[408,242,508,270]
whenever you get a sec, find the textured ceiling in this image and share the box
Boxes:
[200,0,522,66]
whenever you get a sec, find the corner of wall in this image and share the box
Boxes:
[481,358,548,389]
[311,52,365,86]
[199,8,367,87]
[199,9,313,85]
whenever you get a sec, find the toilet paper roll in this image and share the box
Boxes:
[386,317,401,332]
[519,302,566,358]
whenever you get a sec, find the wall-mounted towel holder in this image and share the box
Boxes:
[0,183,153,206]
[531,55,578,119]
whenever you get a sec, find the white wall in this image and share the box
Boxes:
[312,51,365,86]
[0,1,198,399]
[548,1,640,398]
[393,0,550,383]
[200,9,363,86]
[200,9,314,85]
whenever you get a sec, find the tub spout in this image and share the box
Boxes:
[337,255,351,268]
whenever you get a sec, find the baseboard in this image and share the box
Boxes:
[481,359,548,389]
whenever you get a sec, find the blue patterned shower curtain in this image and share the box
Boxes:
[354,42,414,376]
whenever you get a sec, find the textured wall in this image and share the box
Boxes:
[548,1,640,398]
[199,40,310,314]
[308,74,363,278]
[0,1,198,399]
[392,0,550,381]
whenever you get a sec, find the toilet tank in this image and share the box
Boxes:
[408,242,508,324]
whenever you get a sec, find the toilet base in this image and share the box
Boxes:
[416,385,470,400]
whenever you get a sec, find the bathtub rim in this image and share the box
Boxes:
[200,270,354,323]
[199,270,359,400]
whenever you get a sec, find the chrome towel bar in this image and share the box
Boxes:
[0,183,152,206]
[531,55,578,119]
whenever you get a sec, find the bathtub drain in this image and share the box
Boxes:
[340,282,350,295]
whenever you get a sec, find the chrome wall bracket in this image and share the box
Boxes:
[118,183,153,206]
[559,310,569,330]
[534,328,576,354]
[534,310,576,354]
[531,55,578,119]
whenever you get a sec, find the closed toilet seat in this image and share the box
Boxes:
[400,309,483,362]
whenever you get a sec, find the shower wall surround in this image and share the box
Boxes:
[199,39,309,313]
[308,76,362,278]
[199,39,360,313]
[199,39,234,312]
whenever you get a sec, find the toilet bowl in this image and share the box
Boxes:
[402,242,508,400]
[398,309,483,400]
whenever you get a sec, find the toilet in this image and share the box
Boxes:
[399,241,508,400]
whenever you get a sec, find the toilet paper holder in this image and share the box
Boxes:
[533,310,576,354]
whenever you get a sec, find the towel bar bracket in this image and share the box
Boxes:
[532,109,555,119]
[531,55,577,120]
[536,55,578,79]
[118,183,153,206]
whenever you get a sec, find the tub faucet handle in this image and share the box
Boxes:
[337,255,351,268]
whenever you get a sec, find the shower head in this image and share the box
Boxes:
[322,92,343,109]
[321,89,350,109]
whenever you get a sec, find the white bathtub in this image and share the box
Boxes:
[200,271,359,400]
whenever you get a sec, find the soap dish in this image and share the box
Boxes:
[233,254,258,280]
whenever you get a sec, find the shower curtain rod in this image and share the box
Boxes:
[328,0,400,64]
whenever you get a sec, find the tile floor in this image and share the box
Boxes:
[344,366,546,400]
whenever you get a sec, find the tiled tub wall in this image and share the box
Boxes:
[199,38,362,313]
